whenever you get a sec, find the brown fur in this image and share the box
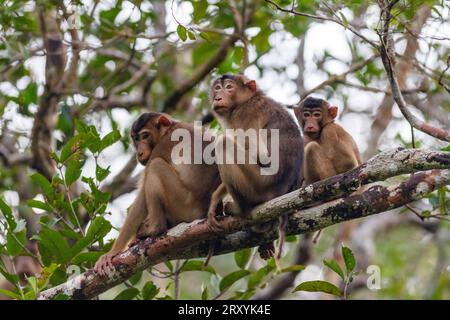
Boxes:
[208,75,304,259]
[95,113,221,276]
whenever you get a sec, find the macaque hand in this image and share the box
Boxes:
[207,208,223,234]
[94,251,118,277]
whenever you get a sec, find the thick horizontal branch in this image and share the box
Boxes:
[37,148,450,299]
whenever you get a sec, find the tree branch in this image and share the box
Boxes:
[301,55,378,99]
[162,33,240,113]
[377,1,450,142]
[31,8,66,179]
[37,148,449,300]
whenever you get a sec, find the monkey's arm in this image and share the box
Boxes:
[321,125,360,172]
[95,190,147,276]
[207,183,227,232]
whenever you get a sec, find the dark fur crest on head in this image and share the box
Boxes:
[131,112,161,135]
[301,97,327,109]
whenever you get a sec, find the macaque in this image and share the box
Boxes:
[294,97,362,243]
[95,113,221,275]
[294,97,361,185]
[207,74,304,259]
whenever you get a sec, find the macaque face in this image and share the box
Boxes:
[301,108,323,135]
[211,75,257,114]
[131,113,172,166]
[132,128,154,165]
[295,97,338,139]
[211,78,237,112]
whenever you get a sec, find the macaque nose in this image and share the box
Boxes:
[306,126,315,132]
[138,151,144,158]
[214,97,222,101]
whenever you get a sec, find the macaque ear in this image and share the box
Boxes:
[328,106,338,119]
[244,80,257,92]
[158,115,172,127]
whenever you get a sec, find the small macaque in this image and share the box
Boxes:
[294,97,362,243]
[294,97,361,185]
[95,113,221,276]
[207,74,304,259]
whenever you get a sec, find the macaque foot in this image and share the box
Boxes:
[94,251,118,277]
[128,238,142,248]
[258,242,275,260]
[207,213,224,234]
[136,219,166,239]
[223,200,241,216]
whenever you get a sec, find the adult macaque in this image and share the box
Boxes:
[207,74,304,259]
[95,113,221,276]
[294,97,361,243]
[294,97,361,185]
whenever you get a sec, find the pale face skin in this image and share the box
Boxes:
[212,78,237,112]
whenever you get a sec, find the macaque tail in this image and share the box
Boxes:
[276,214,288,259]
[312,230,322,244]
[204,242,215,267]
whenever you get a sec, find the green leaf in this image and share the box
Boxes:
[72,252,103,264]
[37,228,72,265]
[6,230,26,256]
[71,216,112,257]
[95,164,111,182]
[199,32,211,42]
[342,246,356,274]
[0,288,22,300]
[142,281,159,300]
[100,130,121,151]
[22,82,38,105]
[30,173,53,199]
[129,271,143,286]
[201,285,208,300]
[248,265,274,289]
[219,270,250,292]
[27,199,52,212]
[60,136,81,164]
[293,280,341,296]
[281,265,305,273]
[187,29,196,40]
[114,288,140,300]
[323,259,345,280]
[177,24,187,41]
[180,260,216,274]
[65,159,82,186]
[0,197,16,230]
[234,248,252,269]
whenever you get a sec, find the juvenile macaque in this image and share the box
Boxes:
[207,74,304,259]
[95,113,221,275]
[294,97,361,185]
[294,97,361,243]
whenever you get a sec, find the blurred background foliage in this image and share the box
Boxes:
[0,0,449,299]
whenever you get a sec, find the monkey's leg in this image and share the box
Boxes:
[136,160,173,239]
[95,189,147,276]
[207,183,228,233]
[304,141,337,184]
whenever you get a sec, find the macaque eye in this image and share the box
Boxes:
[140,133,149,140]
[225,84,233,89]
[303,112,311,117]
[214,85,221,90]
[313,112,321,118]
